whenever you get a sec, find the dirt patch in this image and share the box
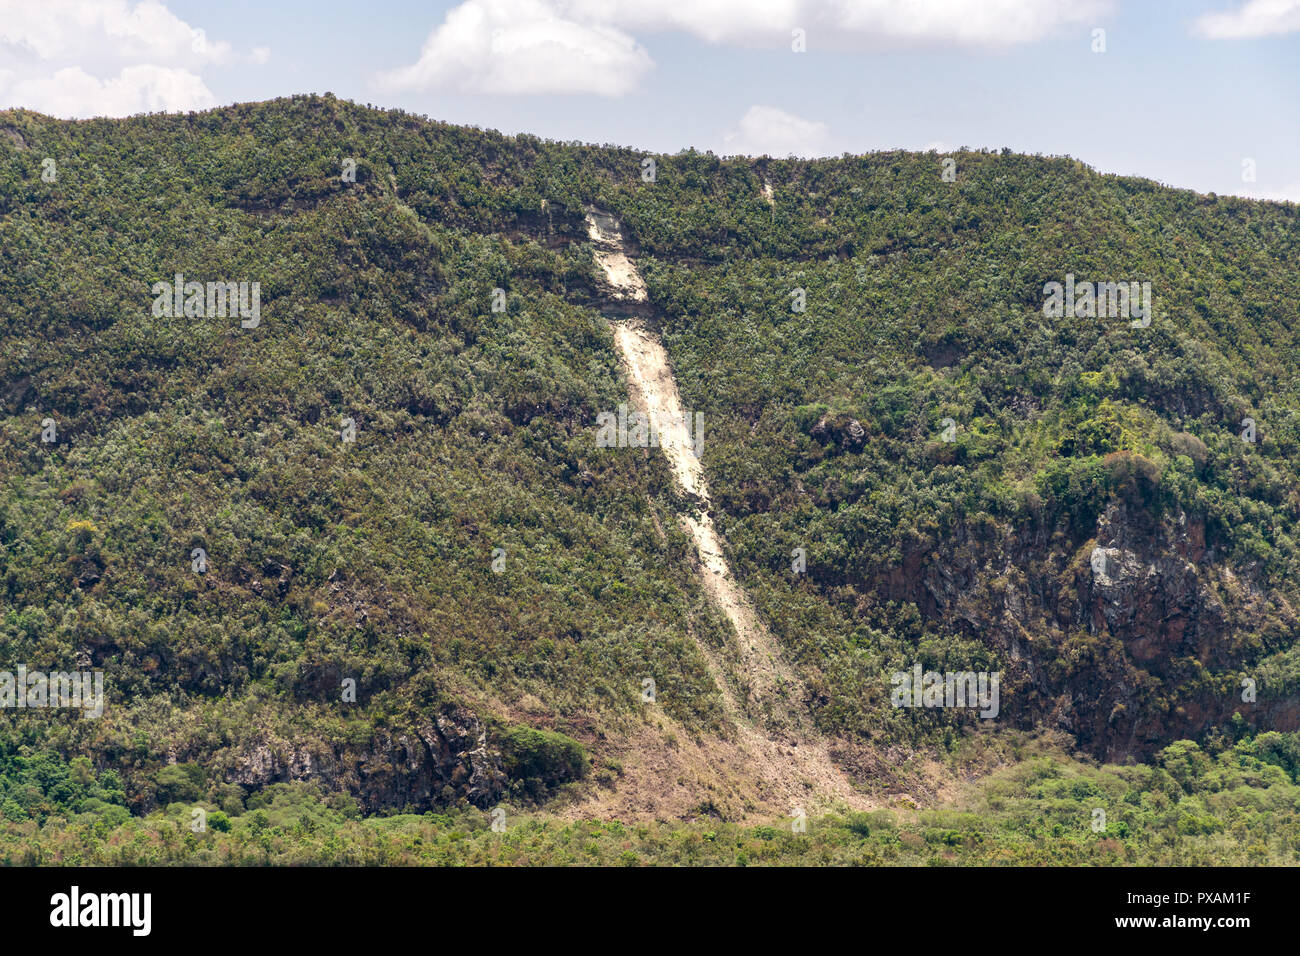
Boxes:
[1,127,27,151]
[571,207,874,818]
[586,205,648,302]
[560,711,870,823]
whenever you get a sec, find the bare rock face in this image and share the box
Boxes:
[879,497,1297,760]
[225,703,506,811]
[809,413,867,450]
[1083,504,1227,669]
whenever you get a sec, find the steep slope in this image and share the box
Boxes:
[584,206,869,815]
[1,96,1299,831]
[590,207,793,722]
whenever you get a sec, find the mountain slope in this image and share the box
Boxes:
[2,95,1300,834]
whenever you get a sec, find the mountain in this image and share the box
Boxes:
[2,94,1300,864]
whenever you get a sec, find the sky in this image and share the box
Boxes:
[0,0,1297,202]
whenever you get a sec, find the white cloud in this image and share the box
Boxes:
[0,0,259,117]
[376,0,653,96]
[1,64,215,118]
[581,0,1113,50]
[382,0,1108,98]
[842,0,1111,48]
[721,105,832,157]
[563,0,804,47]
[0,0,231,65]
[1193,0,1300,39]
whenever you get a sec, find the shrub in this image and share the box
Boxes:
[499,725,589,801]
[845,812,872,837]
[152,764,206,805]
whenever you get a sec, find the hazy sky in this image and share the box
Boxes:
[1,0,1297,201]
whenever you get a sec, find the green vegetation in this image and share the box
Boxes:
[498,725,590,801]
[1,95,1298,862]
[0,95,734,818]
[6,731,1299,865]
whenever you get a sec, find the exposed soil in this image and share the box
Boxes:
[569,207,873,820]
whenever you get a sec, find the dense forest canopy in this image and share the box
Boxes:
[1,94,1299,862]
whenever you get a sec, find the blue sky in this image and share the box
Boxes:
[2,0,1297,201]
